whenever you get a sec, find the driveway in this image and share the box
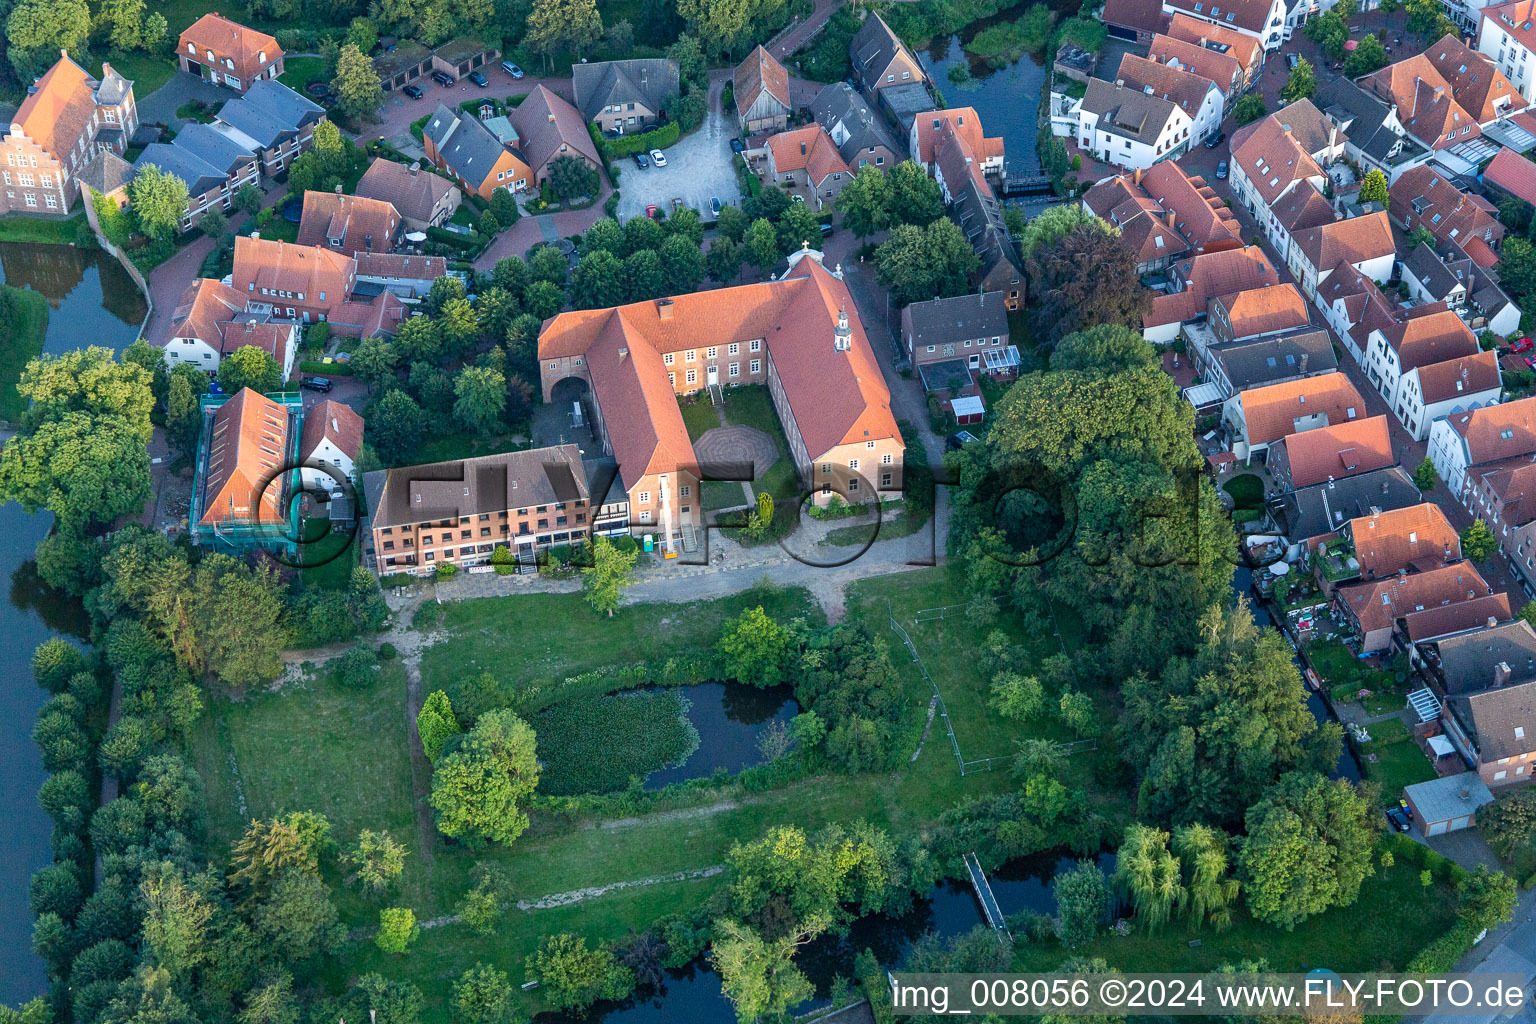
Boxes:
[616,76,742,221]
[136,73,237,130]
[368,70,574,150]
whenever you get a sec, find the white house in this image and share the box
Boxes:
[1428,396,1536,499]
[160,278,298,381]
[1476,0,1536,104]
[1161,0,1289,50]
[299,399,364,496]
[1113,53,1227,146]
[1074,78,1195,170]
[1287,210,1396,301]
[1354,307,1500,438]
[1393,352,1503,439]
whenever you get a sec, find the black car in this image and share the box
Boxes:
[467,70,488,87]
[633,152,649,169]
[1385,807,1411,833]
[431,70,454,86]
[1204,130,1225,150]
[402,83,424,99]
[729,137,746,154]
[301,376,333,393]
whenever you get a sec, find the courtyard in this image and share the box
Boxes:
[614,101,744,221]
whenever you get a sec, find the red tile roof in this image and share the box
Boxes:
[910,108,1004,168]
[1445,395,1536,464]
[1403,592,1512,641]
[13,54,127,159]
[232,236,354,310]
[1378,306,1479,371]
[1114,53,1218,120]
[1238,373,1367,446]
[1231,113,1326,207]
[538,256,900,489]
[296,191,401,254]
[767,126,850,186]
[1339,559,1490,635]
[733,45,791,114]
[1415,350,1502,404]
[1294,211,1395,274]
[1483,147,1536,207]
[1389,165,1503,249]
[200,388,289,526]
[1363,36,1518,148]
[1147,32,1242,95]
[179,14,282,83]
[1214,282,1309,338]
[1148,244,1277,327]
[1163,0,1274,35]
[299,398,364,464]
[1165,13,1262,71]
[1347,502,1462,576]
[1277,414,1395,487]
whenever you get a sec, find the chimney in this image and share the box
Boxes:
[1494,661,1512,687]
[833,306,852,352]
[1488,616,1499,628]
[617,347,628,362]
[657,298,674,320]
[409,162,421,176]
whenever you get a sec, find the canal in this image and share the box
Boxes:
[0,241,146,1005]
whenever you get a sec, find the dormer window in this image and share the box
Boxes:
[258,50,267,63]
[187,41,195,53]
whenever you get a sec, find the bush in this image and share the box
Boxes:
[436,563,458,580]
[333,647,381,689]
[596,121,682,159]
[378,642,397,660]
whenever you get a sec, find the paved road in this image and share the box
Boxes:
[772,0,844,62]
[1413,887,1536,1024]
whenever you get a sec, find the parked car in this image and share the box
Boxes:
[1204,130,1225,150]
[1287,52,1300,70]
[402,83,424,99]
[729,137,745,154]
[1524,354,1536,370]
[1216,161,1228,180]
[467,70,488,87]
[645,204,660,219]
[633,152,650,169]
[709,196,722,216]
[501,60,524,79]
[649,149,667,167]
[301,376,333,393]
[819,223,833,237]
[431,70,453,86]
[1385,807,1410,833]
[1513,337,1534,353]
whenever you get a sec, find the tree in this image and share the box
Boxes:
[416,690,461,762]
[622,249,666,302]
[716,205,749,242]
[1413,457,1438,491]
[128,166,190,239]
[453,365,507,436]
[1408,225,1439,254]
[138,865,213,977]
[875,220,981,305]
[1456,865,1517,932]
[1052,325,1159,374]
[5,0,90,81]
[453,963,515,1024]
[1172,823,1239,932]
[582,535,637,616]
[230,814,330,896]
[549,155,599,203]
[198,205,227,240]
[1304,8,1350,57]
[369,390,426,465]
[429,709,540,845]
[376,907,419,953]
[525,0,603,60]
[0,413,152,531]
[990,672,1046,721]
[717,606,794,688]
[744,217,781,274]
[1018,203,1114,258]
[218,345,284,394]
[835,166,892,238]
[1344,34,1390,77]
[477,209,501,237]
[528,933,634,1010]
[457,864,510,936]
[1055,859,1110,948]
[1281,56,1317,102]
[1239,772,1376,929]
[1478,788,1536,858]
[1058,690,1098,736]
[238,975,300,1024]
[345,831,408,894]
[350,335,400,392]
[1115,824,1186,933]
[777,203,823,256]
[358,973,425,1024]
[659,234,706,293]
[254,870,345,962]
[103,0,147,49]
[1461,518,1497,561]
[172,554,288,688]
[707,239,744,282]
[333,46,383,120]
[1357,168,1390,206]
[711,919,815,1023]
[1406,0,1457,40]
[523,279,565,320]
[1232,94,1268,126]
[885,160,944,226]
[1027,223,1150,348]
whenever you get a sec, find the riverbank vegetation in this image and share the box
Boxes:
[0,286,49,423]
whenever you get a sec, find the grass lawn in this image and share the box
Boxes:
[0,287,49,423]
[721,385,799,500]
[1017,853,1461,972]
[404,430,527,467]
[297,514,360,591]
[678,396,718,441]
[0,212,85,244]
[416,584,823,704]
[278,56,326,91]
[1223,473,1265,522]
[104,53,176,97]
[1361,720,1437,803]
[704,480,748,511]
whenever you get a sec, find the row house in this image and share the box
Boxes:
[1071,78,1194,171]
[1277,465,1423,546]
[1159,0,1288,51]
[1361,36,1522,153]
[178,14,283,93]
[1316,260,1396,361]
[423,103,531,199]
[215,80,325,175]
[1462,447,1536,594]
[810,83,903,171]
[1221,371,1365,463]
[1338,501,1463,581]
[1317,78,1435,185]
[1082,161,1240,274]
[1335,559,1493,653]
[1388,165,1504,253]
[537,249,904,555]
[1147,31,1244,100]
[850,14,927,94]
[1,55,137,215]
[1286,210,1395,301]
[228,235,406,339]
[1188,326,1335,401]
[1113,52,1227,146]
[1354,304,1501,439]
[368,445,592,573]
[296,190,403,256]
[1104,0,1169,43]
[299,399,364,498]
[1477,0,1536,104]
[1269,413,1396,491]
[1228,103,1338,254]
[910,108,1004,178]
[1143,243,1279,342]
[1400,241,1522,337]
[1417,619,1536,787]
[1163,14,1266,88]
[934,124,1025,309]
[1428,395,1536,497]
[135,123,260,230]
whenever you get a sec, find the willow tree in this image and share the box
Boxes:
[1114,824,1185,934]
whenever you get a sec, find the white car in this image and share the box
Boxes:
[649,149,667,167]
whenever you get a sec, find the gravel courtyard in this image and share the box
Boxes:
[615,103,743,221]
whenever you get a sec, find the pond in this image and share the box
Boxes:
[644,682,800,790]
[916,0,1082,177]
[0,241,146,1004]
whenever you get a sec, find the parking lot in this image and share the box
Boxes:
[615,103,744,221]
